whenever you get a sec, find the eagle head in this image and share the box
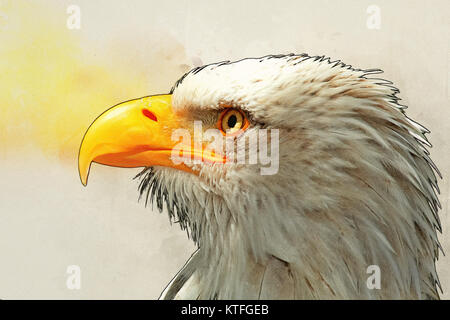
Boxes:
[78,54,442,299]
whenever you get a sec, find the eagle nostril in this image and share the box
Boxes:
[142,109,157,122]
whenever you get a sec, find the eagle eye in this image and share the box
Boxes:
[218,109,249,135]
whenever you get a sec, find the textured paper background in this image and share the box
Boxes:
[0,0,448,299]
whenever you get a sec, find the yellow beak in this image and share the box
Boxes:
[78,94,223,186]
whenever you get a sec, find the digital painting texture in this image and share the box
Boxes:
[0,0,449,299]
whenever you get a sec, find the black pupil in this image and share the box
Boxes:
[227,115,237,128]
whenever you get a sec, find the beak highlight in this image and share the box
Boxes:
[78,94,190,186]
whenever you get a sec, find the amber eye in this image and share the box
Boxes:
[218,109,249,135]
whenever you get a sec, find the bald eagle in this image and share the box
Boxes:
[79,54,442,299]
